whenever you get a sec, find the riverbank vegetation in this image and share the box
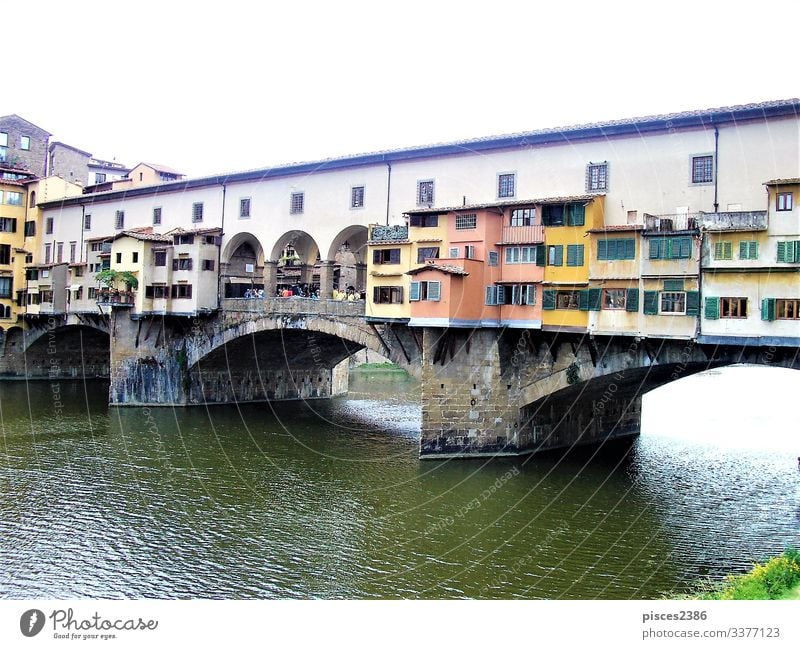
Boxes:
[682,549,800,600]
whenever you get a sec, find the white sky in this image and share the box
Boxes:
[4,0,799,178]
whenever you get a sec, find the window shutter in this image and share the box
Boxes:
[542,289,555,310]
[567,203,585,226]
[663,280,684,291]
[748,241,758,259]
[389,248,401,263]
[685,291,700,316]
[643,291,659,315]
[597,240,608,260]
[187,259,193,271]
[649,239,661,259]
[535,244,546,267]
[525,284,535,305]
[485,286,496,305]
[588,288,602,311]
[578,290,590,311]
[625,239,635,259]
[738,241,748,259]
[428,281,441,302]
[409,281,420,301]
[186,285,193,299]
[372,287,379,303]
[372,250,381,264]
[625,288,639,312]
[496,285,506,304]
[10,219,16,233]
[567,245,576,266]
[761,298,776,321]
[576,245,584,267]
[704,296,719,320]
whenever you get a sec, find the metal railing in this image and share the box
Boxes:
[644,213,700,232]
[222,296,366,317]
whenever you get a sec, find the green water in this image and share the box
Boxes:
[1,366,798,599]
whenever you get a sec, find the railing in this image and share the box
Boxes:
[500,225,545,244]
[644,213,700,233]
[370,225,408,241]
[96,290,135,307]
[222,296,366,317]
[698,210,768,231]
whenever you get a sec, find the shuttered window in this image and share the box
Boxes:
[410,281,440,302]
[597,239,635,260]
[714,241,732,260]
[625,288,639,312]
[704,297,719,320]
[542,290,556,310]
[566,244,584,267]
[648,237,691,259]
[547,245,563,266]
[373,248,401,264]
[761,298,776,321]
[738,241,758,260]
[663,280,684,291]
[776,240,800,263]
[566,203,585,226]
[643,291,659,315]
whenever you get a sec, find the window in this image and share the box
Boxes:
[417,180,434,206]
[714,241,732,260]
[69,242,76,263]
[776,241,800,263]
[115,210,125,229]
[603,288,627,310]
[115,252,122,264]
[566,203,586,226]
[88,287,97,300]
[488,251,499,266]
[776,192,793,211]
[372,248,401,264]
[20,135,30,150]
[239,198,251,218]
[173,258,193,271]
[154,250,167,266]
[597,239,635,260]
[417,247,439,263]
[541,204,564,226]
[0,244,10,265]
[202,259,215,271]
[44,243,51,264]
[776,299,800,320]
[0,277,12,298]
[409,214,438,227]
[290,192,304,214]
[29,191,36,207]
[153,207,162,225]
[691,155,714,184]
[145,285,169,299]
[351,186,365,209]
[449,247,459,258]
[0,217,16,233]
[660,291,686,314]
[55,243,63,263]
[455,213,477,230]
[739,241,758,260]
[73,266,84,277]
[84,214,92,230]
[372,286,403,304]
[24,221,35,237]
[132,252,139,263]
[566,244,584,266]
[174,234,194,245]
[171,284,193,299]
[510,208,534,227]
[95,172,106,184]
[409,280,441,301]
[547,245,563,266]
[45,217,53,234]
[586,162,608,192]
[192,202,204,223]
[555,290,579,310]
[489,284,535,306]
[464,245,476,259]
[648,237,692,259]
[498,173,515,198]
[0,132,6,147]
[720,297,747,318]
[505,246,537,264]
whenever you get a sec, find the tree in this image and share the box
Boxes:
[95,269,138,292]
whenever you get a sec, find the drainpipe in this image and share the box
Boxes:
[713,125,719,213]
[216,182,226,309]
[385,161,392,226]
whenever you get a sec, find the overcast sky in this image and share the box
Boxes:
[4,0,798,179]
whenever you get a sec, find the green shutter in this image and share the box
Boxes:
[624,238,636,259]
[566,244,583,266]
[576,245,584,266]
[428,281,441,301]
[643,291,659,315]
[597,240,608,260]
[409,281,420,301]
[777,241,788,262]
[748,241,759,259]
[578,290,590,311]
[686,291,700,316]
[739,240,758,260]
[704,296,719,320]
[588,288,602,311]
[548,245,563,266]
[542,290,556,310]
[535,244,546,266]
[663,279,684,291]
[649,239,661,259]
[714,242,724,259]
[625,288,639,312]
[567,203,585,226]
[761,298,776,321]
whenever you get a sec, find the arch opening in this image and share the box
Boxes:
[222,232,266,298]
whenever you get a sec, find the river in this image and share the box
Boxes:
[1,365,798,599]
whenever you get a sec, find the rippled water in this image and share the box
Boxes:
[1,365,798,599]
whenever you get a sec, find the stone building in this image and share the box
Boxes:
[0,115,50,176]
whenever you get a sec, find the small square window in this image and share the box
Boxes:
[115,252,122,264]
[691,155,714,184]
[498,173,515,198]
[240,198,251,218]
[417,180,434,206]
[95,172,106,184]
[586,162,608,192]
[192,202,204,223]
[291,192,304,214]
[488,251,499,266]
[20,135,30,150]
[777,192,793,211]
[455,213,477,230]
[132,252,139,263]
[351,186,365,209]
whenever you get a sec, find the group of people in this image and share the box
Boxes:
[243,288,265,299]
[239,284,363,300]
[332,287,362,301]
[277,285,320,299]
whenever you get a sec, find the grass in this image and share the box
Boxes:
[683,549,800,600]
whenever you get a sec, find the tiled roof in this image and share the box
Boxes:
[405,195,600,215]
[407,263,469,276]
[168,226,222,235]
[139,162,183,175]
[763,178,800,186]
[115,229,172,242]
[587,225,645,232]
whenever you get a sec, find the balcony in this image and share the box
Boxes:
[222,296,365,317]
[96,290,135,307]
[370,225,408,241]
[644,213,700,234]
[698,210,767,232]
[500,225,544,244]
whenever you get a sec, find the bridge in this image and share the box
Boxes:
[2,298,797,459]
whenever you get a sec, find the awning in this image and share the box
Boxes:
[69,284,81,291]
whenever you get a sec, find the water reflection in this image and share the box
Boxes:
[0,365,798,599]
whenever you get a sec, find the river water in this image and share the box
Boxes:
[1,365,798,599]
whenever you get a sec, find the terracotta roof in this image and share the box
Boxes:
[763,178,800,186]
[405,195,601,215]
[137,162,183,175]
[168,226,222,235]
[407,263,469,276]
[587,225,645,232]
[114,229,172,242]
[367,239,410,246]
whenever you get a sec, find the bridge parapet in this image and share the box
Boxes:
[221,297,365,318]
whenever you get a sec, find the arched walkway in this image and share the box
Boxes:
[221,232,266,298]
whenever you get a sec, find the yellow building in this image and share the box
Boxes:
[0,165,35,327]
[365,224,413,321]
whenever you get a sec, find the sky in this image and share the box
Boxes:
[4,0,799,179]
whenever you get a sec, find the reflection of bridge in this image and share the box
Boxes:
[3,297,797,459]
